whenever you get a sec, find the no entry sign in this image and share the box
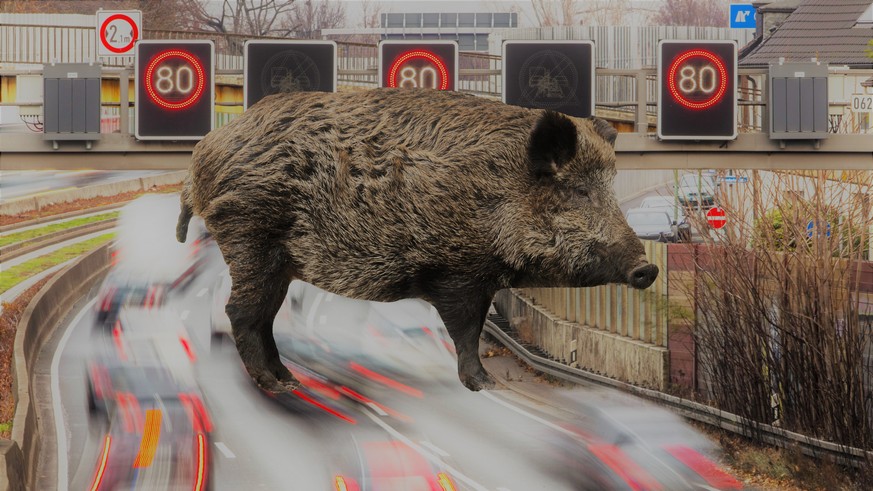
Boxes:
[706,206,727,229]
[96,10,141,57]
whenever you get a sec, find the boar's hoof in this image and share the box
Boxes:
[461,369,496,391]
[628,263,659,289]
[253,366,301,394]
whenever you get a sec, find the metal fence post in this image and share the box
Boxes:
[635,70,648,133]
[119,68,130,136]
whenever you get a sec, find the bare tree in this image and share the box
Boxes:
[0,0,204,30]
[531,0,576,26]
[651,0,729,27]
[359,0,382,29]
[530,0,652,27]
[282,0,346,39]
[195,0,296,36]
[676,170,873,450]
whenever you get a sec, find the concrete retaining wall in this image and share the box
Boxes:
[2,244,111,490]
[0,171,186,217]
[495,288,669,390]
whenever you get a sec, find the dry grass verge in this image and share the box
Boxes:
[0,183,182,227]
[0,276,54,439]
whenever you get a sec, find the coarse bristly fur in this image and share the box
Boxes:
[177,87,658,393]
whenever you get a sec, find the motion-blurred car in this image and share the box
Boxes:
[332,438,457,491]
[625,208,684,243]
[86,392,212,491]
[88,309,200,417]
[545,393,743,490]
[94,269,169,327]
[275,281,457,392]
[208,267,233,347]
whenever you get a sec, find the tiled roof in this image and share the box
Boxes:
[740,0,873,67]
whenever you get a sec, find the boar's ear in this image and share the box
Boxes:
[588,116,617,148]
[528,110,578,177]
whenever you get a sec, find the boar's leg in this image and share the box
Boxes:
[433,292,496,391]
[225,251,298,393]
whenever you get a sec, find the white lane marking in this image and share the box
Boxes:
[362,409,489,491]
[196,288,209,298]
[366,402,387,416]
[52,297,98,491]
[180,310,190,320]
[419,440,450,457]
[214,442,236,459]
[481,391,575,438]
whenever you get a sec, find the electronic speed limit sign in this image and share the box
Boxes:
[658,40,737,140]
[244,40,337,109]
[96,10,141,57]
[135,40,214,140]
[379,40,458,91]
[502,40,595,118]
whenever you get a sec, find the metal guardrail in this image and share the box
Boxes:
[483,310,873,468]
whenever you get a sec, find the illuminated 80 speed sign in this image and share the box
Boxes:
[135,40,214,140]
[658,40,737,140]
[379,40,458,91]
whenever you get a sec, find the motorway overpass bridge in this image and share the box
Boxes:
[1,131,871,171]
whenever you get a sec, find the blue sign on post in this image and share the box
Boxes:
[806,220,832,238]
[729,4,757,29]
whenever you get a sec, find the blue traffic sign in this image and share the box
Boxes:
[729,4,756,29]
[719,175,749,184]
[806,220,831,238]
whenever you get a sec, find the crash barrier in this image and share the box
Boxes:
[0,170,186,217]
[3,244,111,490]
[494,240,670,390]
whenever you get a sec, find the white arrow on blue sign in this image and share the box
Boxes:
[729,4,757,29]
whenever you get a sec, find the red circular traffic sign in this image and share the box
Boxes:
[100,13,139,54]
[387,50,449,90]
[706,206,727,229]
[144,50,207,110]
[667,49,728,110]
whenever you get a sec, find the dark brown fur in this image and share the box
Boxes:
[178,88,657,392]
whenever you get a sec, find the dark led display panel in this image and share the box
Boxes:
[502,40,595,118]
[244,40,337,109]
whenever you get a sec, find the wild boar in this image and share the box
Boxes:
[177,88,658,393]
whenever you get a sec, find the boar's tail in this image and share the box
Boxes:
[176,182,194,243]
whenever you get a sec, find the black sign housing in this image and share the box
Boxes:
[658,40,737,140]
[244,40,337,109]
[135,40,214,140]
[502,40,595,118]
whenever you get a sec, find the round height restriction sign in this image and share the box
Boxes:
[706,207,727,229]
[96,10,142,56]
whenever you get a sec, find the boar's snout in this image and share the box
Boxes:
[628,263,659,289]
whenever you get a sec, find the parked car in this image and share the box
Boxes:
[625,208,685,243]
[677,173,717,208]
[640,195,686,223]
